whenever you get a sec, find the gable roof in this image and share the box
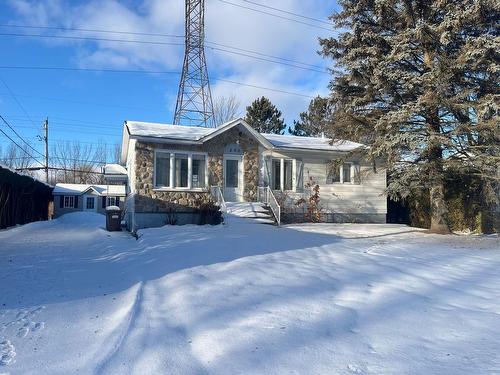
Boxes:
[53,183,126,196]
[120,118,366,162]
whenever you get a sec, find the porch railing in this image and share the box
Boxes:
[210,186,227,219]
[258,186,281,226]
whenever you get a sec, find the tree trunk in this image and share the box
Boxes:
[429,181,450,233]
[427,110,451,234]
[480,180,499,234]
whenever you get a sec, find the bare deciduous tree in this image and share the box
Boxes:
[213,95,241,126]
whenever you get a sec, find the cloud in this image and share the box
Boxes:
[7,0,337,123]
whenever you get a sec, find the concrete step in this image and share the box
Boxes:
[225,202,276,225]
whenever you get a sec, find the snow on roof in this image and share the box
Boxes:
[124,119,364,152]
[262,133,365,152]
[126,121,213,141]
[53,183,126,196]
[0,163,53,188]
[103,164,127,175]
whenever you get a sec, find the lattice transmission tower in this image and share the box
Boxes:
[173,0,215,127]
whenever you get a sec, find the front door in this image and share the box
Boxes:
[83,195,97,212]
[224,156,244,202]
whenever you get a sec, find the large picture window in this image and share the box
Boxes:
[154,150,207,190]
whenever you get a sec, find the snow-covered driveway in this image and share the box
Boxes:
[0,213,499,374]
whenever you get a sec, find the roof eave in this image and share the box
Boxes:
[131,135,203,145]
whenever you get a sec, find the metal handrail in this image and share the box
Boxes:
[210,185,227,214]
[265,186,281,226]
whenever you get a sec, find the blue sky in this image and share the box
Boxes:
[0,0,338,162]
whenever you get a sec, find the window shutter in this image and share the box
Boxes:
[74,196,79,209]
[102,197,106,208]
[296,160,304,192]
[60,196,64,208]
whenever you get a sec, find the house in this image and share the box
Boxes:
[53,183,126,218]
[119,118,387,230]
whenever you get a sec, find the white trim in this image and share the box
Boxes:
[223,154,244,202]
[83,195,97,211]
[201,119,274,149]
[153,149,209,190]
[106,197,117,207]
[280,158,285,191]
[326,162,354,185]
[63,196,75,208]
[187,155,193,190]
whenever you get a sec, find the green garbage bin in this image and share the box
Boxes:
[106,206,122,231]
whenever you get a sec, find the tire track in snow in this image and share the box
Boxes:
[94,282,144,375]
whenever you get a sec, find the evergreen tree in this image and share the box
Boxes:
[320,0,499,233]
[289,96,333,136]
[245,97,286,134]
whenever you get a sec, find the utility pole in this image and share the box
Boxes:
[43,117,48,183]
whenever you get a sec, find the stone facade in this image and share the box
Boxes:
[134,125,260,213]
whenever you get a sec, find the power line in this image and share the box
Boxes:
[0,23,184,38]
[217,0,332,31]
[0,66,315,98]
[0,31,328,74]
[207,45,327,74]
[0,23,327,71]
[16,166,104,174]
[0,32,184,47]
[0,114,45,158]
[239,0,331,25]
[0,76,39,131]
[0,125,44,167]
[206,41,325,70]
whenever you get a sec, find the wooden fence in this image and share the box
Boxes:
[0,165,53,229]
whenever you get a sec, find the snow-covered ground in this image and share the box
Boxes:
[0,212,499,374]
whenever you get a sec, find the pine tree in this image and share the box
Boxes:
[245,97,286,134]
[320,0,499,233]
[289,96,333,136]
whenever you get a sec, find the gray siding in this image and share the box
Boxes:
[53,192,125,218]
[301,158,387,215]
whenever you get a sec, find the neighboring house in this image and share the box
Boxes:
[53,183,126,218]
[120,118,387,230]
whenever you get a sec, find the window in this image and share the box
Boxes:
[192,154,206,188]
[225,159,239,188]
[326,162,341,184]
[272,159,281,190]
[343,163,351,183]
[271,159,294,191]
[353,164,361,184]
[107,197,116,207]
[155,152,170,187]
[154,150,208,190]
[326,162,359,184]
[86,197,95,209]
[174,153,189,188]
[64,196,75,208]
